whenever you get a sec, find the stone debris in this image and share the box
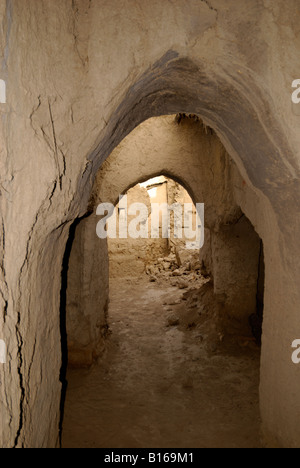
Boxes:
[146,249,205,290]
[166,314,180,327]
[161,280,259,358]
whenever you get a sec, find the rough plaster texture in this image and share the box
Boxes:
[66,214,109,367]
[106,177,199,279]
[94,116,261,325]
[67,174,202,367]
[0,0,299,448]
[211,216,261,323]
[95,116,240,229]
[108,183,169,279]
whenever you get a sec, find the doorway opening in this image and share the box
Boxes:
[108,175,204,289]
[61,115,265,448]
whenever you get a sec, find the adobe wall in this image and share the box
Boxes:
[0,0,299,448]
[94,116,260,327]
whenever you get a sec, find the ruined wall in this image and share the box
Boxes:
[66,214,109,367]
[94,116,260,326]
[108,183,168,279]
[211,216,261,325]
[166,178,199,251]
[95,116,240,229]
[107,176,199,279]
[0,0,299,448]
[66,170,202,367]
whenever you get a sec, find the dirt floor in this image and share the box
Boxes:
[62,276,262,448]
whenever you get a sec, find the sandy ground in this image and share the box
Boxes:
[62,277,262,448]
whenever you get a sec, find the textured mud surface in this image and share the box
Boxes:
[62,277,261,448]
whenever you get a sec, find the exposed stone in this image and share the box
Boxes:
[172,270,181,277]
[166,314,180,327]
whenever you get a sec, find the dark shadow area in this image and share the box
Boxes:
[58,214,91,445]
[249,241,265,345]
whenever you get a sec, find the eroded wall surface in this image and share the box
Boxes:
[0,0,299,448]
[107,176,201,278]
[108,183,168,279]
[94,116,260,326]
[66,214,109,368]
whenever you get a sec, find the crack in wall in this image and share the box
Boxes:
[2,370,13,433]
[49,180,58,207]
[71,0,91,67]
[29,96,41,137]
[26,338,36,406]
[0,220,8,322]
[13,210,40,447]
[30,96,66,192]
[48,100,66,190]
[13,194,53,446]
[12,175,70,446]
[200,0,218,16]
[1,296,8,322]
[13,326,25,448]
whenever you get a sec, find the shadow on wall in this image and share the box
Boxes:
[250,241,265,345]
[63,212,110,369]
[59,216,88,442]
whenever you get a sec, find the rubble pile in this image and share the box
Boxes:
[161,280,257,355]
[146,248,206,290]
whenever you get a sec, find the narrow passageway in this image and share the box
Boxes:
[62,275,261,448]
[62,147,264,448]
